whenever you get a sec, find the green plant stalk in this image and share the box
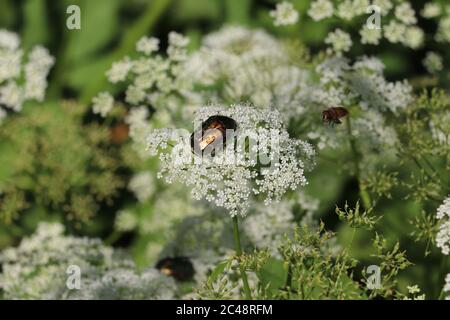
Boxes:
[283,257,295,299]
[346,117,372,210]
[104,230,121,246]
[284,259,293,289]
[232,216,252,300]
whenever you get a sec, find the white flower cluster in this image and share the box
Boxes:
[325,29,352,55]
[160,210,235,280]
[125,106,153,158]
[94,32,197,162]
[115,184,203,263]
[436,195,450,255]
[95,31,190,119]
[308,0,334,21]
[403,285,426,300]
[360,26,382,45]
[382,16,424,49]
[92,91,114,117]
[395,2,417,25]
[136,36,160,55]
[372,0,393,16]
[70,268,176,300]
[444,273,450,300]
[307,0,426,51]
[270,1,299,26]
[430,111,450,146]
[381,2,423,49]
[115,210,138,232]
[423,52,444,74]
[243,201,295,257]
[128,171,154,203]
[421,3,441,19]
[336,0,368,20]
[184,26,312,120]
[421,4,450,43]
[140,184,202,236]
[0,29,54,118]
[0,222,176,299]
[147,104,315,217]
[104,26,316,130]
[312,56,412,113]
[243,192,320,257]
[305,56,407,150]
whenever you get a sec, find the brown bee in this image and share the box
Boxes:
[190,115,237,156]
[322,106,349,126]
[156,257,195,282]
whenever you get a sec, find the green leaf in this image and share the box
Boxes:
[208,260,230,283]
[225,0,251,24]
[0,0,17,29]
[63,0,121,64]
[22,0,49,49]
[257,258,287,295]
[172,0,221,22]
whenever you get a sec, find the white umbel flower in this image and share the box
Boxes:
[372,0,393,16]
[325,29,352,54]
[114,210,138,232]
[106,56,132,83]
[0,81,23,111]
[336,0,357,20]
[336,0,369,20]
[128,171,154,203]
[403,26,424,49]
[184,26,310,121]
[436,196,450,255]
[444,273,450,300]
[360,26,382,45]
[24,46,55,101]
[243,201,295,257]
[395,2,417,25]
[437,220,450,255]
[384,21,407,43]
[0,222,176,300]
[136,36,160,55]
[146,104,315,217]
[308,0,334,21]
[0,30,54,115]
[423,52,443,74]
[270,1,299,26]
[437,196,450,220]
[92,91,114,117]
[167,31,190,62]
[436,16,450,43]
[71,268,176,300]
[0,29,20,50]
[0,49,22,82]
[421,3,442,18]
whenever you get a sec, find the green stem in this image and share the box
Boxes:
[349,228,357,249]
[232,216,252,300]
[346,117,372,210]
[104,230,121,245]
[284,258,293,289]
